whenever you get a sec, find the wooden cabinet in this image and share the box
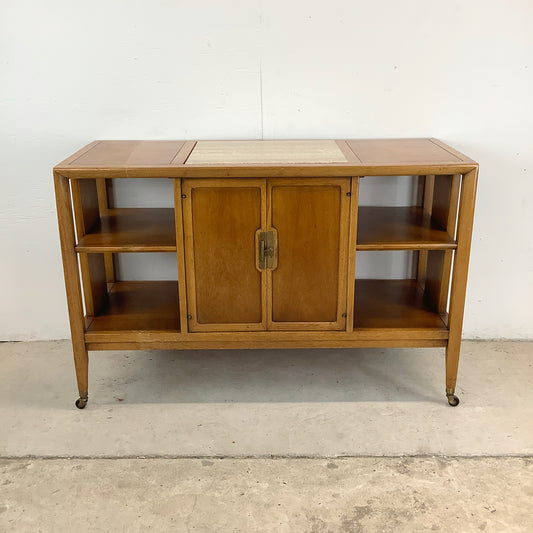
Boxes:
[182,179,266,331]
[267,178,351,330]
[54,139,478,409]
[182,177,351,332]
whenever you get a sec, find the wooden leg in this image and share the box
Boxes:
[445,168,478,406]
[73,345,89,409]
[54,172,89,409]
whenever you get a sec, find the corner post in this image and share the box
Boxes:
[445,167,478,402]
[54,171,89,408]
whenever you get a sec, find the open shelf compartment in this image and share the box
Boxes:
[357,206,456,250]
[86,281,180,332]
[354,279,448,331]
[356,173,460,251]
[76,208,176,252]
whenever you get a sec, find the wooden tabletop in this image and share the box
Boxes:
[55,138,477,178]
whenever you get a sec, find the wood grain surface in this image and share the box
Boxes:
[54,138,478,404]
[357,206,457,250]
[182,179,266,331]
[268,178,350,330]
[55,138,477,178]
[76,208,177,252]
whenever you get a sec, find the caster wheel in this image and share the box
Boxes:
[75,397,88,409]
[447,394,460,407]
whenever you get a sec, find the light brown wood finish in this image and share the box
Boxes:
[69,140,186,167]
[175,163,476,179]
[171,141,197,166]
[80,253,107,316]
[267,178,351,330]
[71,179,99,233]
[439,174,461,314]
[430,138,475,163]
[173,179,190,333]
[354,280,448,331]
[95,178,116,283]
[345,138,472,165]
[54,139,478,407]
[335,141,362,163]
[87,339,447,351]
[446,168,478,391]
[71,179,107,316]
[103,250,116,284]
[87,281,180,332]
[416,175,435,285]
[96,178,109,213]
[182,179,267,331]
[55,138,477,179]
[345,177,360,333]
[424,174,461,314]
[84,328,448,344]
[56,141,100,168]
[56,163,476,179]
[75,208,176,252]
[432,174,460,230]
[357,206,457,250]
[54,172,88,400]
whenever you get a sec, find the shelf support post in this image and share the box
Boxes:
[96,178,116,283]
[445,167,478,394]
[345,177,359,332]
[54,171,89,406]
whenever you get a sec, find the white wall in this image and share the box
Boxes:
[1,0,532,340]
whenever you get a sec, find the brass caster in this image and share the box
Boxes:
[446,390,460,407]
[75,395,88,409]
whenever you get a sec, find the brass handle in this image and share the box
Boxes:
[256,230,278,270]
[259,235,266,266]
[268,227,278,271]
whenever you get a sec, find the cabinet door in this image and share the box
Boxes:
[267,178,351,330]
[182,179,267,331]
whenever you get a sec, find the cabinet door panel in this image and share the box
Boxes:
[182,179,266,331]
[268,178,351,330]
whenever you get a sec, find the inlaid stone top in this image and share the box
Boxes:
[185,140,348,165]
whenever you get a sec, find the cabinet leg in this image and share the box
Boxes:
[445,344,460,406]
[445,342,460,405]
[73,344,89,409]
[444,168,477,408]
[55,172,90,409]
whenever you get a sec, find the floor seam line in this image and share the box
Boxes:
[1,454,532,460]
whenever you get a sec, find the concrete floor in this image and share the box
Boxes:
[1,457,532,532]
[0,340,531,457]
[0,340,532,532]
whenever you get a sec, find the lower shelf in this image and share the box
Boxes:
[354,279,447,330]
[87,281,180,332]
[84,279,447,343]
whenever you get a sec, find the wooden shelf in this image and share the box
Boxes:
[76,208,176,252]
[357,207,456,250]
[87,281,180,332]
[354,279,447,330]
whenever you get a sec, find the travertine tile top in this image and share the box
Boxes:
[185,140,348,165]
